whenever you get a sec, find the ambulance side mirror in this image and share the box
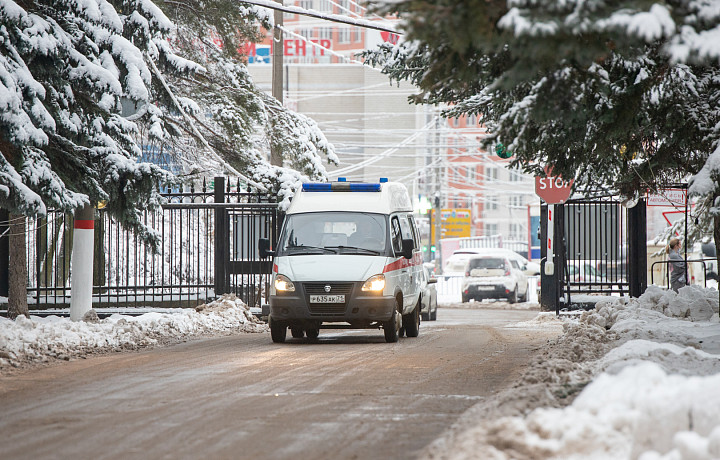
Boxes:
[401,238,414,259]
[259,238,275,258]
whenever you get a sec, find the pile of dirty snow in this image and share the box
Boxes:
[423,284,720,460]
[0,295,267,370]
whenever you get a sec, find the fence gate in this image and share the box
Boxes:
[540,197,647,311]
[213,177,281,309]
[12,177,280,312]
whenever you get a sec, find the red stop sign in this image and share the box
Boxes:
[535,170,573,204]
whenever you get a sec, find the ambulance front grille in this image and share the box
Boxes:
[304,282,354,315]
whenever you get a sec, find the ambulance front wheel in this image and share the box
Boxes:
[270,318,287,343]
[306,328,320,340]
[404,300,420,338]
[383,300,401,343]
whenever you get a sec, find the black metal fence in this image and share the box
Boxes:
[562,199,630,296]
[541,197,647,311]
[23,177,279,310]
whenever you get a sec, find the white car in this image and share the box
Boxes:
[451,248,540,276]
[461,255,529,303]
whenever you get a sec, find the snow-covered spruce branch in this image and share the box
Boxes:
[147,57,268,191]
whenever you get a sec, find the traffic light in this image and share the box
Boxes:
[495,143,512,159]
[430,245,436,253]
[422,245,428,252]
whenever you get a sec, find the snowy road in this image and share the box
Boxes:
[0,307,558,460]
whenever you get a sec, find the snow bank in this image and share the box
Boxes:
[423,285,720,460]
[0,294,267,370]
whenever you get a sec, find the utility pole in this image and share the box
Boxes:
[270,1,284,166]
[434,115,443,274]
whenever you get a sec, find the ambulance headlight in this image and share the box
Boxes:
[274,274,295,292]
[361,274,386,292]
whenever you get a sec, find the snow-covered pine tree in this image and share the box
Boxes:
[366,0,720,288]
[142,0,337,207]
[1,0,179,316]
[0,0,337,316]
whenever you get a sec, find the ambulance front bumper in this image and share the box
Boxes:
[269,281,395,322]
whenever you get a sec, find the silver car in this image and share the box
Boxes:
[420,265,438,321]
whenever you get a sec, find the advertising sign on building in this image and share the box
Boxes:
[244,39,333,63]
[431,208,472,242]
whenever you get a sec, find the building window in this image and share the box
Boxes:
[486,223,498,236]
[338,27,350,43]
[509,223,524,241]
[487,197,498,210]
[300,0,313,10]
[468,114,477,126]
[319,0,332,11]
[509,169,522,182]
[486,167,498,181]
[509,196,523,208]
[468,166,476,183]
[319,27,332,40]
[351,27,360,42]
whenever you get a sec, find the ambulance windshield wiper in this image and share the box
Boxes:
[330,246,381,255]
[288,245,338,254]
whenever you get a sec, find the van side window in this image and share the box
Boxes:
[398,215,413,242]
[407,215,420,247]
[390,216,403,253]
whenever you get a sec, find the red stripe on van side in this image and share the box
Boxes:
[382,253,423,273]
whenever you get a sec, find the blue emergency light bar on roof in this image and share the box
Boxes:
[302,182,382,192]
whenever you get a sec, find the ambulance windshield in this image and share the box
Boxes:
[277,212,388,256]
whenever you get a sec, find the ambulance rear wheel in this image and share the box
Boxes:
[404,301,420,338]
[384,301,400,343]
[270,319,287,343]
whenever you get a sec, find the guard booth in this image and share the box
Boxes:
[539,197,647,312]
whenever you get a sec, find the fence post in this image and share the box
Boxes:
[70,204,95,321]
[214,177,227,296]
[627,198,647,297]
[0,208,8,297]
[540,204,556,311]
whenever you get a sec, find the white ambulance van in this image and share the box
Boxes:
[258,179,423,343]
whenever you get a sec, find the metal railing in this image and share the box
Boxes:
[23,178,278,310]
[650,259,709,288]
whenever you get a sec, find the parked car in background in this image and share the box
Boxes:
[443,253,475,277]
[566,261,609,284]
[451,248,541,276]
[420,265,438,321]
[461,255,529,303]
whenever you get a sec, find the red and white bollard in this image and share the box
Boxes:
[545,204,555,276]
[70,204,95,321]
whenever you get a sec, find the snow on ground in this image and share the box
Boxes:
[3,283,720,459]
[0,294,267,371]
[423,284,720,460]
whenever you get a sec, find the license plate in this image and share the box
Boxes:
[310,295,345,303]
[476,286,494,291]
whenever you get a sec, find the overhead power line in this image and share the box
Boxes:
[242,0,401,34]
